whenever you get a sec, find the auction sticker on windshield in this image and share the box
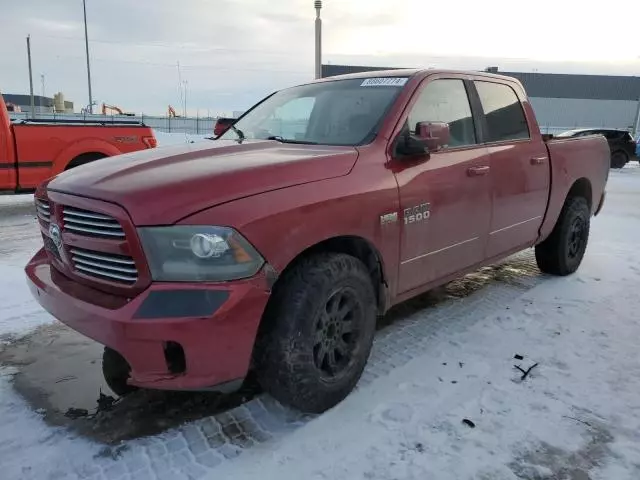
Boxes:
[361,77,408,87]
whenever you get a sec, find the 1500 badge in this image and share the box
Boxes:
[404,203,430,225]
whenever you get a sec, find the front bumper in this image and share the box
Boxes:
[25,248,271,390]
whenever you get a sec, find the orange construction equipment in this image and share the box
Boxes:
[168,105,179,117]
[102,103,134,116]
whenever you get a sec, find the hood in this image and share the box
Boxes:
[47,139,358,225]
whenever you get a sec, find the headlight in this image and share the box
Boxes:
[138,226,264,282]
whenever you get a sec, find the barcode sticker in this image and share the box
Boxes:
[361,77,408,87]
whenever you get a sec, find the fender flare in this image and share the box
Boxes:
[51,139,121,176]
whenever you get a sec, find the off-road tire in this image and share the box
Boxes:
[254,253,377,413]
[610,150,628,169]
[102,347,138,396]
[535,196,590,276]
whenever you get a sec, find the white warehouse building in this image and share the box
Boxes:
[321,65,640,135]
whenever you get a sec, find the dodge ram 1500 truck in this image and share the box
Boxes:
[0,93,157,192]
[25,69,609,413]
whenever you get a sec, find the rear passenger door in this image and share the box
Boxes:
[473,80,551,258]
[395,76,492,294]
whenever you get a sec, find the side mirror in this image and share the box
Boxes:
[416,121,450,151]
[214,117,236,137]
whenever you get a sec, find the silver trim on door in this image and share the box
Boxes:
[401,237,479,265]
[489,216,542,236]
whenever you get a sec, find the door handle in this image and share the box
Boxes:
[467,165,490,176]
[530,156,547,165]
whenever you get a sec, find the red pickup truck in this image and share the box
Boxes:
[25,70,609,413]
[0,94,156,192]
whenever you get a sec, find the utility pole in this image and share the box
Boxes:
[40,74,45,112]
[314,1,322,79]
[27,35,35,115]
[83,0,93,113]
[183,80,188,117]
[176,61,185,116]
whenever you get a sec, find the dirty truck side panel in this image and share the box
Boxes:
[475,80,552,258]
[386,74,493,294]
[539,135,609,241]
[183,142,402,304]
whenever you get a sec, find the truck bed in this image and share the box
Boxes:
[12,118,146,127]
[539,134,610,239]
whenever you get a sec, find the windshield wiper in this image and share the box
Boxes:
[230,125,245,142]
[266,136,318,145]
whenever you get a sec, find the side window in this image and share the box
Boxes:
[600,131,615,140]
[407,79,476,148]
[475,81,530,142]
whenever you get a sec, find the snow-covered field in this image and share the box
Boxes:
[153,130,211,146]
[1,166,640,479]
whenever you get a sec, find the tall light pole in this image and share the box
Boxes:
[83,0,93,113]
[40,74,45,111]
[314,1,322,79]
[27,35,35,115]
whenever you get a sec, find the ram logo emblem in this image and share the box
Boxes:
[380,212,398,225]
[404,203,431,225]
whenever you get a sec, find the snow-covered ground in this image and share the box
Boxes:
[1,166,640,479]
[153,131,211,146]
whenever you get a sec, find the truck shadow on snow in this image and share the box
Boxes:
[0,252,542,445]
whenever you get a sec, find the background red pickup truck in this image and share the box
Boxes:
[26,69,609,413]
[0,93,156,192]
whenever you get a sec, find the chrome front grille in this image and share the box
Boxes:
[70,247,138,284]
[62,206,125,239]
[36,199,51,223]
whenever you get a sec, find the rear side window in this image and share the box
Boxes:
[475,81,530,142]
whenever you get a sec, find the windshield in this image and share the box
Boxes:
[219,78,407,146]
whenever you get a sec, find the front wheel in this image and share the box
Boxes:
[610,150,628,169]
[535,196,590,276]
[254,253,377,413]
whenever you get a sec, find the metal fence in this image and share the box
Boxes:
[9,112,218,135]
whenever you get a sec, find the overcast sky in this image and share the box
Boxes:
[1,0,639,116]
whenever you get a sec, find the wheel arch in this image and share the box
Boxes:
[65,151,108,170]
[566,177,593,211]
[51,138,120,175]
[538,176,594,244]
[251,234,389,367]
[271,235,389,315]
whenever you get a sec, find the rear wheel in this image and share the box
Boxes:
[610,150,628,169]
[254,253,377,413]
[535,196,590,276]
[102,347,138,397]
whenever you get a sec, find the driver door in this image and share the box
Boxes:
[393,76,492,294]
